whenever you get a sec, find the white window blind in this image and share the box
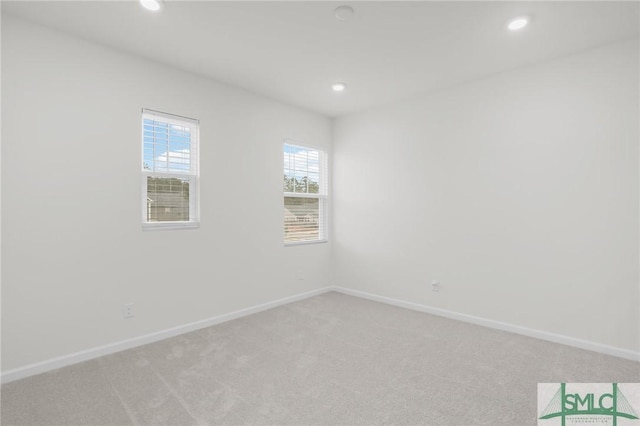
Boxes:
[142,109,199,229]
[283,142,328,244]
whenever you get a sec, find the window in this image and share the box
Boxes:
[283,142,328,244]
[142,109,199,229]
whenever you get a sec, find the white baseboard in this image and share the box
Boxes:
[330,286,640,362]
[1,287,332,384]
[4,284,637,384]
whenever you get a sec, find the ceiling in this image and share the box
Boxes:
[3,1,639,117]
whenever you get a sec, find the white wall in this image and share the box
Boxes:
[333,39,639,353]
[1,15,332,372]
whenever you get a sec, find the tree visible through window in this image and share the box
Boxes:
[283,142,327,243]
[142,109,199,229]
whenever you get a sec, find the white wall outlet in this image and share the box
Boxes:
[123,303,134,319]
[295,269,304,281]
[431,281,440,292]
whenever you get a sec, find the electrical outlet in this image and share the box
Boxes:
[123,303,134,319]
[431,281,440,292]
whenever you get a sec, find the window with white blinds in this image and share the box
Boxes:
[142,109,199,229]
[283,142,328,244]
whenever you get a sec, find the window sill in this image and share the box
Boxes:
[142,221,200,231]
[284,239,328,247]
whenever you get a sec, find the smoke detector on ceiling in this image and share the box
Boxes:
[334,6,355,21]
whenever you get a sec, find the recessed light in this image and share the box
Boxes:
[508,16,529,31]
[334,6,354,21]
[140,0,162,12]
[332,82,347,92]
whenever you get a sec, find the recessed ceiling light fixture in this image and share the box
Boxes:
[507,16,529,31]
[140,0,163,12]
[334,5,355,21]
[332,82,347,92]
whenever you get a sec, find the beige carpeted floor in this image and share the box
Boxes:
[1,291,638,425]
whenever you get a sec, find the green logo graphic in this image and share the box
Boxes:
[539,383,639,426]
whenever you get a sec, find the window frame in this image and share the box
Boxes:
[283,140,328,246]
[141,109,200,231]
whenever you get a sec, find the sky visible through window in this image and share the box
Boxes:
[283,143,321,194]
[143,119,191,173]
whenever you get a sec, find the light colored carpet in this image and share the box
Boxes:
[1,291,638,425]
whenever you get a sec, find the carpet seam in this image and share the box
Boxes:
[143,350,203,425]
[97,358,141,426]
